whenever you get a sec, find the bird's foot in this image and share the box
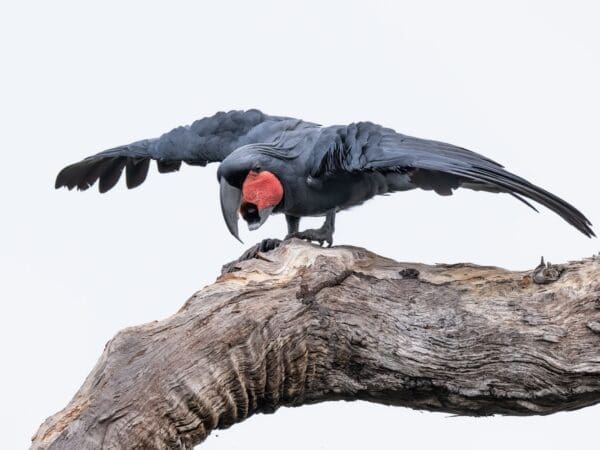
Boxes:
[221,238,282,274]
[286,228,333,247]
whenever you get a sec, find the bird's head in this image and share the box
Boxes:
[240,170,283,230]
[219,169,284,242]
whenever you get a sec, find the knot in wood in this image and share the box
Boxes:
[532,256,565,285]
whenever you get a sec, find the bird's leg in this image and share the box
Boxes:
[223,213,332,274]
[286,209,336,247]
[286,215,300,235]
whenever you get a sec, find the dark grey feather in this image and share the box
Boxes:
[156,160,182,174]
[55,110,593,238]
[56,109,313,192]
[125,158,150,189]
[313,122,594,237]
[99,157,127,193]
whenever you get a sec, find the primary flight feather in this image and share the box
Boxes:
[56,109,594,245]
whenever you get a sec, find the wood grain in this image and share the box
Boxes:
[31,240,600,449]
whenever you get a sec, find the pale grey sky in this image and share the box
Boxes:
[1,1,599,448]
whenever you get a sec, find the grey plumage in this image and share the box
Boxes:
[56,110,307,191]
[56,109,594,239]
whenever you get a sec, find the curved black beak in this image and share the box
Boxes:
[248,206,274,231]
[219,178,243,243]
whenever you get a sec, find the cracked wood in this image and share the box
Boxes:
[31,240,600,449]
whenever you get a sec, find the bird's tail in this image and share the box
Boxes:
[453,164,595,237]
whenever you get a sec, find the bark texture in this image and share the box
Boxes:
[31,240,600,449]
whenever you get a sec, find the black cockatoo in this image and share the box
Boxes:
[56,109,594,246]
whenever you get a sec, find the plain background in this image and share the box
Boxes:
[1,1,599,448]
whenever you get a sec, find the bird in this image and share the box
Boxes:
[55,109,594,248]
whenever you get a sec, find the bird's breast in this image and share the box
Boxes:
[280,171,415,217]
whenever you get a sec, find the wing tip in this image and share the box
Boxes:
[55,163,88,191]
[55,156,128,194]
[455,166,595,239]
[581,222,595,238]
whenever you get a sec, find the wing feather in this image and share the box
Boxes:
[56,109,313,192]
[125,158,151,189]
[313,122,594,237]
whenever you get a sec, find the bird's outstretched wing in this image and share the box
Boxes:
[312,122,594,237]
[55,109,311,193]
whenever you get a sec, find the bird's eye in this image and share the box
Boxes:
[254,165,261,172]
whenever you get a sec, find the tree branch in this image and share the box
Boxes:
[31,240,600,449]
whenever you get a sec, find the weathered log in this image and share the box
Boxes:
[31,239,600,449]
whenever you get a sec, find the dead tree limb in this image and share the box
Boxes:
[31,239,600,449]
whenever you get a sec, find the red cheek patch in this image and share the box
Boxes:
[242,170,284,210]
